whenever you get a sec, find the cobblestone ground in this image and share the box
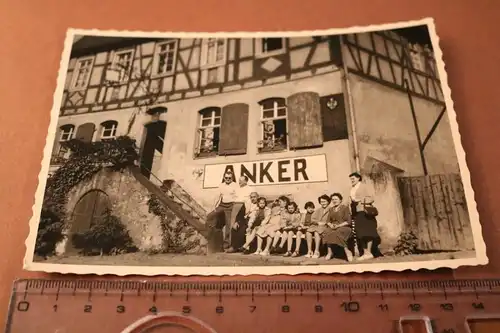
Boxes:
[37,250,476,267]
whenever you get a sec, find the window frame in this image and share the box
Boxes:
[254,38,286,58]
[100,120,118,140]
[151,40,178,78]
[201,38,227,69]
[111,49,135,83]
[195,107,222,158]
[53,124,75,163]
[70,56,95,91]
[258,98,288,153]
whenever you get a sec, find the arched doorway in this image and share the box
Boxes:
[140,120,167,180]
[66,189,110,253]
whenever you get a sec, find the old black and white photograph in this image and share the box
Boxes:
[24,18,487,275]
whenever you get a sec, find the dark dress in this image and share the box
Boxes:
[322,205,352,247]
[350,201,379,239]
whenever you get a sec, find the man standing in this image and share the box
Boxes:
[206,172,239,250]
[226,176,255,253]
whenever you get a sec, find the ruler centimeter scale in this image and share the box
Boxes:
[5,279,500,333]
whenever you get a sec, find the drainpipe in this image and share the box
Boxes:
[339,35,361,172]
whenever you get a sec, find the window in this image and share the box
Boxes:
[71,57,94,90]
[262,38,283,53]
[112,50,134,82]
[255,38,285,57]
[207,68,218,84]
[153,40,177,76]
[258,98,287,152]
[196,107,221,156]
[54,124,75,160]
[203,38,226,67]
[100,120,118,140]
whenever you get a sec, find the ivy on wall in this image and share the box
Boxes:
[147,195,201,254]
[35,136,139,257]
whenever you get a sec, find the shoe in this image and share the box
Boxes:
[312,251,320,259]
[252,250,262,255]
[291,252,299,258]
[356,253,374,261]
[324,253,332,260]
[305,251,313,258]
[260,250,270,256]
[283,251,291,257]
[225,247,236,253]
[242,248,251,255]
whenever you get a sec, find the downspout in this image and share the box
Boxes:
[339,35,361,172]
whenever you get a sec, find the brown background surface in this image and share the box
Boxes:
[0,0,499,328]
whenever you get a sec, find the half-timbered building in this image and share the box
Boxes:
[49,29,471,253]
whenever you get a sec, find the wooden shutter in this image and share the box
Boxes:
[320,93,348,141]
[218,103,249,155]
[75,123,96,143]
[287,92,323,149]
[51,127,61,155]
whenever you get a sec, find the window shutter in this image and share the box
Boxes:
[75,123,96,143]
[218,103,249,155]
[320,93,348,141]
[287,92,323,149]
[52,128,61,155]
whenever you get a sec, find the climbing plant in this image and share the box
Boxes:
[393,231,420,256]
[71,211,137,256]
[35,136,139,256]
[147,194,201,254]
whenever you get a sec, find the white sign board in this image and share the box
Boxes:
[202,154,328,189]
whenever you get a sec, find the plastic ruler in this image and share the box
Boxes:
[4,278,500,333]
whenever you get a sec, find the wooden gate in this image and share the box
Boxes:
[398,174,475,251]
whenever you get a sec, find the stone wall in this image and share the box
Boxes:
[56,167,164,254]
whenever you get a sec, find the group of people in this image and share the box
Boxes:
[206,172,381,262]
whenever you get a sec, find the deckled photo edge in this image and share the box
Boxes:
[23,18,488,276]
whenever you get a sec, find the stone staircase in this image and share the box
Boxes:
[128,165,224,253]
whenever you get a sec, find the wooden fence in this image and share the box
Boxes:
[398,174,475,251]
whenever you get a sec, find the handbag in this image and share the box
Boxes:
[362,199,379,217]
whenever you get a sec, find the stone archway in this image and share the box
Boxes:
[66,189,110,253]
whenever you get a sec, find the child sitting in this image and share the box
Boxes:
[281,202,302,257]
[298,201,315,257]
[240,197,271,255]
[257,196,290,256]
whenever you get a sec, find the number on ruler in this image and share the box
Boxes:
[149,306,158,314]
[408,303,421,312]
[341,301,360,312]
[315,305,323,313]
[440,303,454,311]
[16,301,30,312]
[182,306,191,314]
[215,306,224,314]
[83,305,92,313]
[472,302,485,310]
[378,304,389,311]
[249,306,256,313]
[116,305,125,313]
[281,305,290,313]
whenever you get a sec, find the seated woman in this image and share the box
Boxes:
[256,196,291,256]
[240,197,272,255]
[280,202,302,257]
[322,193,354,262]
[306,194,332,259]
